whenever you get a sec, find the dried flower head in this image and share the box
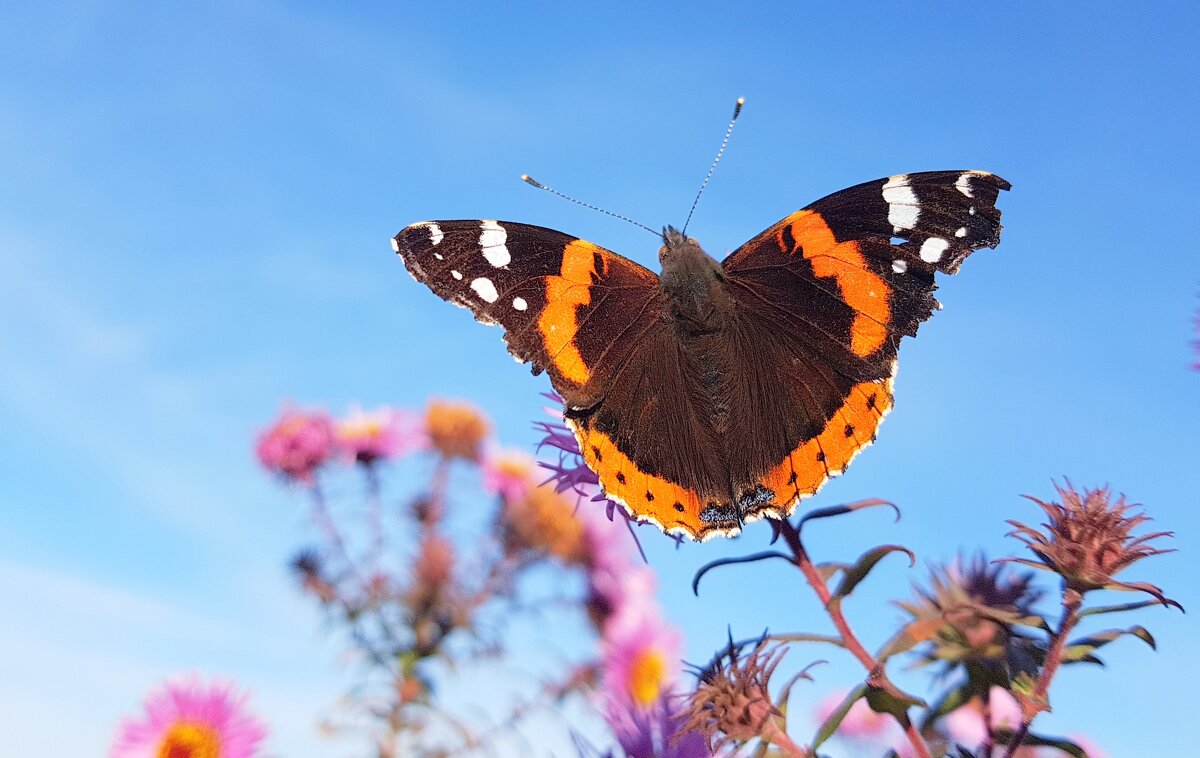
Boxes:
[498,483,587,564]
[413,533,456,589]
[682,639,789,753]
[1007,483,1177,604]
[425,399,489,461]
[290,548,336,603]
[899,556,1042,670]
[256,406,335,484]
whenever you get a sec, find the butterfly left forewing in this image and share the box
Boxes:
[393,219,662,411]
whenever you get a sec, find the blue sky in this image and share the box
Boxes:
[1,1,1198,755]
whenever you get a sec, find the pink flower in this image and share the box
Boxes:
[602,592,681,712]
[481,447,535,500]
[944,685,1022,749]
[605,694,710,758]
[255,406,334,484]
[814,690,890,740]
[109,676,267,758]
[335,405,422,464]
[1070,734,1109,758]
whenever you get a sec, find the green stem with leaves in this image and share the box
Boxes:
[776,519,933,758]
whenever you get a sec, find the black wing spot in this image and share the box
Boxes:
[591,445,602,461]
[616,471,626,484]
[787,471,798,484]
[645,490,654,501]
[816,451,826,462]
[843,424,855,437]
[867,393,878,410]
[673,502,685,513]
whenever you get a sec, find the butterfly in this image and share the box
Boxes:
[393,170,1009,540]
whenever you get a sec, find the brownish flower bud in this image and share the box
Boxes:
[682,640,795,754]
[1007,483,1176,602]
[290,548,337,603]
[425,399,489,461]
[498,484,587,565]
[414,533,456,588]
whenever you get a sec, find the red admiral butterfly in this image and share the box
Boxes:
[394,140,1008,541]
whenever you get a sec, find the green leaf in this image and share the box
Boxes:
[865,681,926,716]
[1063,625,1156,662]
[1080,600,1166,617]
[831,544,916,601]
[875,617,943,662]
[797,498,899,536]
[814,561,851,584]
[691,551,794,595]
[768,632,846,648]
[921,680,981,729]
[812,683,868,749]
[994,728,1088,757]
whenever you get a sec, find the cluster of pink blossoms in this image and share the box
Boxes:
[255,404,424,482]
[533,395,705,757]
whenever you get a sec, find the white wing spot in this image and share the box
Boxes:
[892,259,907,274]
[433,252,444,260]
[479,220,511,268]
[920,237,950,263]
[423,221,444,246]
[390,237,400,253]
[969,206,977,216]
[512,296,528,311]
[955,226,968,238]
[882,175,920,230]
[470,277,499,303]
[956,173,975,197]
[451,270,463,280]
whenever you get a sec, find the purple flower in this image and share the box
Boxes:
[605,694,710,758]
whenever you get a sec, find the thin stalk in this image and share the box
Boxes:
[1003,590,1083,758]
[776,519,933,758]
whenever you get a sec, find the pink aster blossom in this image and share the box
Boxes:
[943,685,1022,750]
[601,593,682,713]
[109,675,267,758]
[256,406,335,484]
[335,404,422,464]
[481,447,535,500]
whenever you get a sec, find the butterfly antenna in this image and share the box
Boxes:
[681,97,744,236]
[521,174,659,237]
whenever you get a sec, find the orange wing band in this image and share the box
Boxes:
[538,240,600,385]
[786,210,891,358]
[756,378,894,517]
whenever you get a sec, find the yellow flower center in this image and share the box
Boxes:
[156,722,221,758]
[627,648,667,706]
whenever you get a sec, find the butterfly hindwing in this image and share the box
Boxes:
[393,220,662,411]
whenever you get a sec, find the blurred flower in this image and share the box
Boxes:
[425,399,489,461]
[813,690,889,740]
[1007,483,1176,603]
[482,448,535,500]
[499,483,588,564]
[602,600,681,711]
[1070,734,1110,758]
[943,685,1021,750]
[899,555,1043,672]
[681,639,789,754]
[336,405,422,464]
[605,695,710,758]
[109,676,266,758]
[256,406,334,484]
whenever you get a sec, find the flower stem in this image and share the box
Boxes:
[761,719,809,757]
[777,518,933,758]
[1003,590,1083,758]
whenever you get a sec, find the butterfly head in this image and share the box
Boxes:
[659,225,712,270]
